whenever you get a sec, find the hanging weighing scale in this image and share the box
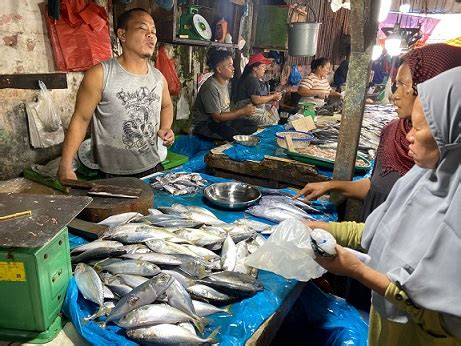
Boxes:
[178,5,212,41]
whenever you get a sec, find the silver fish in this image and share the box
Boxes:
[198,271,263,297]
[246,205,305,223]
[122,253,182,266]
[221,233,237,271]
[105,272,174,324]
[116,274,149,288]
[192,300,232,317]
[98,259,161,276]
[117,303,202,330]
[74,263,107,320]
[233,218,271,233]
[71,240,124,254]
[71,247,126,264]
[126,323,218,344]
[187,284,236,305]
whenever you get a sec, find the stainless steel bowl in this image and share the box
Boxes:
[233,135,260,147]
[204,182,262,209]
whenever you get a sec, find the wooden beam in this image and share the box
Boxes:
[331,0,379,205]
[0,73,67,89]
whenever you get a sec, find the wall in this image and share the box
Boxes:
[0,1,90,180]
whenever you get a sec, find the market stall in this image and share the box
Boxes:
[206,104,396,189]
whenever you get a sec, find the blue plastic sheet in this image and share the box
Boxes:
[223,125,285,162]
[222,125,372,181]
[299,282,369,346]
[168,134,217,173]
[63,173,348,345]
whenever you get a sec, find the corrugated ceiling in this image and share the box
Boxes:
[390,0,461,14]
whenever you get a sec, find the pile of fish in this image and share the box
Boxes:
[246,190,324,225]
[71,203,270,344]
[150,172,207,195]
[311,104,396,159]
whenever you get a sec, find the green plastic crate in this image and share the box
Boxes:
[0,227,72,337]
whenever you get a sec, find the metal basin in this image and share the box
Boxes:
[204,182,262,209]
[233,135,260,147]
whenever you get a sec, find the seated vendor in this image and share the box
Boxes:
[191,49,257,141]
[298,57,341,108]
[233,53,282,125]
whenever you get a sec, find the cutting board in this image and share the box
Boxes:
[67,177,153,223]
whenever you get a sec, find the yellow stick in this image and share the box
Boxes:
[0,210,32,221]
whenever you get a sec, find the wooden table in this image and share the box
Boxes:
[205,144,330,189]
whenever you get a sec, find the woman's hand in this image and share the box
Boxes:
[317,91,329,99]
[315,245,365,278]
[271,92,282,102]
[293,181,331,201]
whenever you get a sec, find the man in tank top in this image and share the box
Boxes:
[58,8,174,179]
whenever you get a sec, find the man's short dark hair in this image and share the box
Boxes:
[207,48,233,71]
[116,8,151,32]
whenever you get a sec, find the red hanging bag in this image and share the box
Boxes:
[46,0,112,71]
[155,45,181,96]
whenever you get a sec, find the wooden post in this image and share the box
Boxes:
[331,0,380,210]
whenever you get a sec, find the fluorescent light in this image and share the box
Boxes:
[372,45,384,60]
[378,0,392,22]
[399,3,411,13]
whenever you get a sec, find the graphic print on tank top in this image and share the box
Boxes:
[116,86,160,153]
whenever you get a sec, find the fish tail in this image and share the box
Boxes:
[223,305,233,315]
[191,316,208,334]
[206,326,221,343]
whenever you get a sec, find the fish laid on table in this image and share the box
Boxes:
[126,323,218,345]
[117,303,204,332]
[105,272,174,324]
[233,218,271,233]
[97,259,161,276]
[150,172,207,196]
[192,300,232,317]
[187,284,237,305]
[74,263,108,320]
[259,196,312,219]
[221,234,237,272]
[246,205,305,223]
[175,228,224,248]
[122,252,183,266]
[71,247,126,264]
[71,240,124,254]
[102,224,189,244]
[197,271,263,297]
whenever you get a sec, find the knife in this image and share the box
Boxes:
[60,179,142,199]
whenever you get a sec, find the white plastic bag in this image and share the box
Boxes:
[25,80,64,148]
[245,219,326,281]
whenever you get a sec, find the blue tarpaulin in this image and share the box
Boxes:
[64,174,368,345]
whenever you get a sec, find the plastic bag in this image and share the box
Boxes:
[46,0,112,71]
[288,64,302,85]
[25,81,64,148]
[245,219,326,281]
[155,45,181,96]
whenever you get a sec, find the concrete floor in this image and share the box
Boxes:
[0,323,88,346]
